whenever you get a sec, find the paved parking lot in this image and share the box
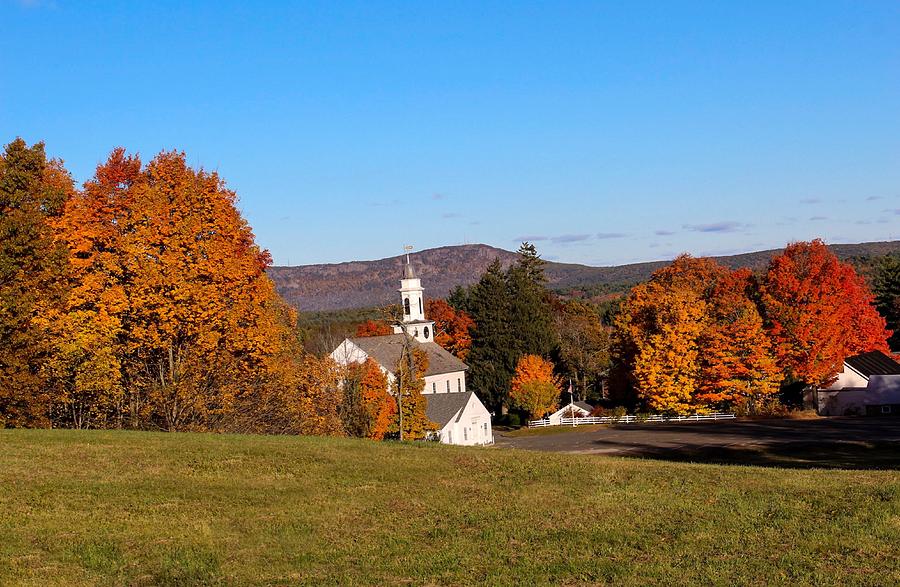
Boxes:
[495,418,900,469]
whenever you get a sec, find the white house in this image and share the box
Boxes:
[813,351,900,416]
[330,255,493,446]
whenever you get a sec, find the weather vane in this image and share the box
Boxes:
[403,244,413,264]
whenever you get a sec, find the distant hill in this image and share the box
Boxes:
[268,241,900,312]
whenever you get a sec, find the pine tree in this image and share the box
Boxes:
[463,259,517,412]
[0,139,71,427]
[873,254,900,351]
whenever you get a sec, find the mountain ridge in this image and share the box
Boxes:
[268,240,900,312]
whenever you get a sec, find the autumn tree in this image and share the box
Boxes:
[355,319,392,338]
[697,269,781,410]
[0,139,71,428]
[113,150,302,431]
[426,299,474,359]
[508,355,561,419]
[759,240,891,387]
[390,343,435,440]
[552,299,610,401]
[50,148,140,428]
[339,358,395,439]
[615,256,725,414]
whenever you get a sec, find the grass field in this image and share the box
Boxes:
[2,430,900,586]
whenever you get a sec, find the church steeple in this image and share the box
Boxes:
[392,248,435,343]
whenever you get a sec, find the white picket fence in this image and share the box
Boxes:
[528,412,736,428]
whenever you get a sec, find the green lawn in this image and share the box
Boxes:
[2,430,899,586]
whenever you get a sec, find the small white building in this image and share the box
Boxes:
[813,351,900,416]
[545,401,594,425]
[330,255,493,445]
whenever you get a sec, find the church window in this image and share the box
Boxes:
[424,327,430,339]
[446,380,450,393]
[404,298,410,315]
[419,298,423,314]
[463,428,468,441]
[414,328,419,337]
[457,378,461,392]
[448,431,452,443]
[432,382,436,393]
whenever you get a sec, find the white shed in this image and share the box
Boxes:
[546,401,594,425]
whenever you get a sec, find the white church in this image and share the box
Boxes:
[330,256,493,446]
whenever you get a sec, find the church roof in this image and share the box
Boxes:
[403,262,417,279]
[348,333,468,376]
[425,391,473,427]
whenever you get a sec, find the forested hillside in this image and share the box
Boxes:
[270,240,900,311]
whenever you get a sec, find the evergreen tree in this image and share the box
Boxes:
[464,245,556,412]
[506,245,555,357]
[873,254,900,351]
[464,259,517,412]
[0,139,71,427]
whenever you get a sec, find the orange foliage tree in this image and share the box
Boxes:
[355,319,392,337]
[426,299,474,359]
[760,240,891,386]
[697,269,781,409]
[50,148,139,428]
[359,358,395,440]
[509,354,561,419]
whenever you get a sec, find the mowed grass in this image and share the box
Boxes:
[2,431,900,586]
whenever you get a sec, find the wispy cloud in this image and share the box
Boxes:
[866,196,883,201]
[654,229,675,236]
[551,234,591,244]
[596,232,628,239]
[431,193,447,201]
[682,221,746,233]
[514,235,549,242]
[367,198,400,208]
[441,212,463,219]
[809,216,828,221]
[800,198,822,205]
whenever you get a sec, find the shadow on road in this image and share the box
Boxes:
[501,418,900,470]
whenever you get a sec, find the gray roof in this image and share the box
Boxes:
[348,333,468,377]
[846,351,900,377]
[573,401,594,412]
[425,391,473,427]
[403,262,417,279]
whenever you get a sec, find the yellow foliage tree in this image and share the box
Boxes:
[509,354,561,419]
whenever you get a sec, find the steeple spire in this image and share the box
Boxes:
[392,247,435,343]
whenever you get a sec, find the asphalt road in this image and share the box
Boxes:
[495,418,900,469]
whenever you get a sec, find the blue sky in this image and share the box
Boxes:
[2,1,898,266]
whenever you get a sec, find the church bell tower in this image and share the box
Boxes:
[392,249,435,343]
